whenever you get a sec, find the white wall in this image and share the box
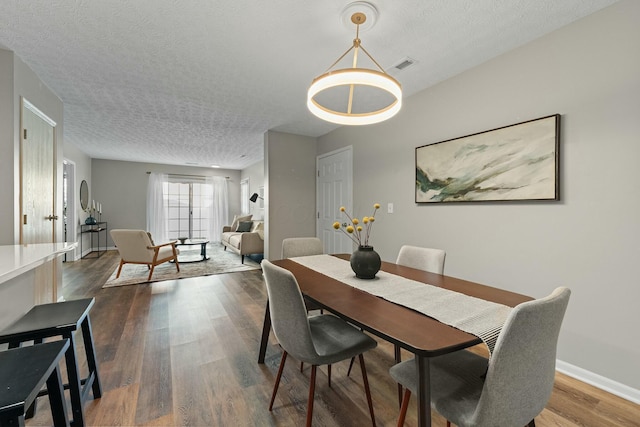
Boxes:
[317,1,640,395]
[264,131,317,260]
[241,160,264,220]
[91,159,240,248]
[0,49,14,245]
[0,49,64,245]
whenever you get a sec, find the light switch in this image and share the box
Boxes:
[387,203,394,214]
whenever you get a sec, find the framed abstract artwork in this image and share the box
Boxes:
[415,114,560,203]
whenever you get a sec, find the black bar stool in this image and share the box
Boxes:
[0,339,70,427]
[0,298,102,427]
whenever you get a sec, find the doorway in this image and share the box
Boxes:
[63,160,77,261]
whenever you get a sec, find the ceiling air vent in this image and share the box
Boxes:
[392,57,417,71]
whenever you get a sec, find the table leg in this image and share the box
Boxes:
[201,243,207,260]
[395,344,403,407]
[416,356,431,427]
[258,300,271,364]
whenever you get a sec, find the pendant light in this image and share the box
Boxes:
[307,11,402,126]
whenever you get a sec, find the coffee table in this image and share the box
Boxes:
[175,239,210,263]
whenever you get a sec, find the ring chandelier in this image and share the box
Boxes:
[307,12,402,126]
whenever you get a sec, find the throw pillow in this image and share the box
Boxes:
[230,214,252,231]
[236,221,253,232]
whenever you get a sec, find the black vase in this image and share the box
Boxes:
[350,246,381,279]
[85,216,97,225]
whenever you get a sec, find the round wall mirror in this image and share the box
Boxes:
[80,180,89,210]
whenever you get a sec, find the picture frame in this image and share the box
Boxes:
[415,114,560,203]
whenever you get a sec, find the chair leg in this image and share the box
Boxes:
[358,354,376,427]
[328,364,331,387]
[527,420,536,427]
[397,389,411,427]
[116,259,125,278]
[347,356,356,376]
[269,351,288,410]
[148,264,156,281]
[306,365,317,427]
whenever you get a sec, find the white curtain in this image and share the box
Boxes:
[206,176,228,243]
[146,172,168,243]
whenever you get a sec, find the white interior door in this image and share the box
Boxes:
[20,98,57,303]
[21,98,56,244]
[316,146,353,254]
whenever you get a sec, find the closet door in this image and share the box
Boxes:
[20,98,57,303]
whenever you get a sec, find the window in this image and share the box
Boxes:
[165,179,212,240]
[240,178,250,215]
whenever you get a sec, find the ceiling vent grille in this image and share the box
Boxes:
[392,57,417,71]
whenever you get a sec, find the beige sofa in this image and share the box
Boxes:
[221,216,264,263]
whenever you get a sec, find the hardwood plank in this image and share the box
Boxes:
[135,327,173,424]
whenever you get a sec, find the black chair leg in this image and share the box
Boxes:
[81,316,102,398]
[46,365,70,427]
[63,332,85,427]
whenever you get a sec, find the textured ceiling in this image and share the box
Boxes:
[0,0,618,170]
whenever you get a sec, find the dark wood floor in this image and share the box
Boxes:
[26,250,640,426]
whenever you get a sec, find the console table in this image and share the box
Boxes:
[80,222,107,259]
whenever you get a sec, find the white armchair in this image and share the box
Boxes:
[110,229,180,281]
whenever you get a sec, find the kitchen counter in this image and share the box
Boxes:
[0,242,77,330]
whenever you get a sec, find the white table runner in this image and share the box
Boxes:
[290,254,512,354]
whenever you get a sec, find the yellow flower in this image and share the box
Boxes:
[335,202,380,247]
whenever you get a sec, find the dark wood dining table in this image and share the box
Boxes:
[258,254,532,427]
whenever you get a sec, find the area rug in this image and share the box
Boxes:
[102,243,261,288]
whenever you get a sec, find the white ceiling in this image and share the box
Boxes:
[0,0,618,170]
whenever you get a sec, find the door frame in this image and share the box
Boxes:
[63,159,77,261]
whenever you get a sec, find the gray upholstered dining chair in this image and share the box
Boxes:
[396,245,446,274]
[262,260,378,427]
[282,237,324,314]
[282,237,324,258]
[389,286,571,427]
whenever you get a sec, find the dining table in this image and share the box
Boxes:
[258,254,532,427]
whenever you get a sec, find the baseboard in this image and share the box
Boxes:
[556,359,640,404]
